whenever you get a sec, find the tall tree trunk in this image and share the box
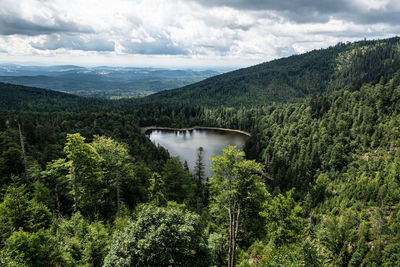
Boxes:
[228,199,233,267]
[227,187,238,267]
[232,200,241,267]
[116,169,120,217]
[18,123,29,174]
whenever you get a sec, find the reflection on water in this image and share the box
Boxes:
[148,129,248,177]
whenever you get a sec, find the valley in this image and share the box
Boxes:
[0,64,220,99]
[0,37,399,266]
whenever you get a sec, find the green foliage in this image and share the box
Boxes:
[195,147,205,180]
[104,204,210,266]
[0,82,105,112]
[4,229,60,267]
[39,158,73,217]
[53,212,110,266]
[161,157,196,207]
[0,249,27,267]
[0,37,399,266]
[123,161,152,208]
[91,135,135,218]
[238,239,324,267]
[317,209,359,265]
[64,133,103,216]
[0,147,24,180]
[91,135,131,172]
[194,147,207,213]
[209,146,265,218]
[382,242,400,266]
[209,146,266,266]
[148,172,167,206]
[208,232,227,266]
[0,184,52,244]
[261,189,304,246]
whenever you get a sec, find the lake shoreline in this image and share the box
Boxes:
[142,126,251,137]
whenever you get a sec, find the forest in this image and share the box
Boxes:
[0,37,399,266]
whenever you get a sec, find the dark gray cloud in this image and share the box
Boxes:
[353,9,400,25]
[193,0,400,25]
[195,0,344,13]
[31,34,114,51]
[0,16,93,35]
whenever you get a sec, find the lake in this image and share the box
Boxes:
[147,128,248,177]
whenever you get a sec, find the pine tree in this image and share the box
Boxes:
[194,147,205,213]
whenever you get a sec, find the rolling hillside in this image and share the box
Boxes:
[143,37,400,106]
[0,82,107,111]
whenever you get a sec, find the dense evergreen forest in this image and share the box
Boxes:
[0,37,399,266]
[143,37,400,107]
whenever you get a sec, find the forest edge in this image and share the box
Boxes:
[142,126,251,137]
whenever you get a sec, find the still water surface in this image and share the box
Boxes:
[148,129,248,177]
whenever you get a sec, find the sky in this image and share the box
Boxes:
[0,0,399,69]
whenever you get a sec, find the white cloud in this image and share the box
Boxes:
[0,0,399,68]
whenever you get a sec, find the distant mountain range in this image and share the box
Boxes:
[0,64,220,99]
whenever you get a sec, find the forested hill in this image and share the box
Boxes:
[0,82,109,112]
[0,37,399,266]
[142,37,400,106]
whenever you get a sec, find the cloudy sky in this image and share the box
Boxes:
[0,0,399,69]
